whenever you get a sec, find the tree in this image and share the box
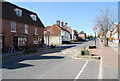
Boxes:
[95,8,116,46]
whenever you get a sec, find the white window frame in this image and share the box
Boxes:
[14,8,22,16]
[11,21,16,32]
[24,24,29,34]
[0,36,2,49]
[30,14,37,21]
[35,27,38,35]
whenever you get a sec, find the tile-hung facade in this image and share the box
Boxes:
[1,2,45,53]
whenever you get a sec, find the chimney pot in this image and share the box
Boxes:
[61,22,64,27]
[56,20,60,27]
[65,22,67,26]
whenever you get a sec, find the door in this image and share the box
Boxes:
[13,37,18,50]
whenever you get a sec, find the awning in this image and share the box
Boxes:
[33,35,43,37]
[13,34,28,37]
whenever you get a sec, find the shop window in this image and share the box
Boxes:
[18,37,27,46]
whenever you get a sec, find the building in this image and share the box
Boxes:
[1,2,45,53]
[44,20,71,45]
[118,22,120,43]
[72,30,78,40]
[78,31,86,39]
[63,25,72,39]
[106,23,120,44]
[110,24,119,44]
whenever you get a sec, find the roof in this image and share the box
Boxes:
[2,2,44,28]
[45,24,70,33]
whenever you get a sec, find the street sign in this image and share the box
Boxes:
[46,30,50,35]
[93,26,98,32]
[46,33,50,35]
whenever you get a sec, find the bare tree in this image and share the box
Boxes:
[95,8,116,46]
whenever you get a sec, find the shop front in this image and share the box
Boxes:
[33,35,44,48]
[13,34,27,51]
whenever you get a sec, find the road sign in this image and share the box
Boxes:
[46,30,50,35]
[93,26,98,32]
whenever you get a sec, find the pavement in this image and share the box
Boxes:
[90,41,118,79]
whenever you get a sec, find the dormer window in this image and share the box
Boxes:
[14,8,22,16]
[30,14,37,21]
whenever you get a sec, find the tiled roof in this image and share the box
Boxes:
[2,2,44,28]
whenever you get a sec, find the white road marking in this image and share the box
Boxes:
[74,61,88,80]
[98,56,103,79]
[63,52,66,54]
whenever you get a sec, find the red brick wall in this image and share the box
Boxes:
[2,19,13,52]
[2,18,44,52]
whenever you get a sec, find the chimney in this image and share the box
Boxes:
[65,22,67,26]
[61,22,64,27]
[56,20,60,27]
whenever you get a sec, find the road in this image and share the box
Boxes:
[1,41,118,80]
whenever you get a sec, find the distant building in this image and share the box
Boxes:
[78,31,86,39]
[72,30,78,40]
[109,24,119,44]
[1,2,45,52]
[44,20,71,45]
[63,25,72,39]
[118,22,120,43]
[106,23,120,44]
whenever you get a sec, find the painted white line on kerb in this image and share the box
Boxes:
[98,57,103,79]
[74,61,88,80]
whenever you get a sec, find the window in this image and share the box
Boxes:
[24,24,29,34]
[30,14,37,21]
[18,37,27,46]
[14,8,22,16]
[11,21,16,32]
[35,27,38,35]
[0,36,2,49]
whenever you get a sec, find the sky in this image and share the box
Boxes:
[10,2,118,36]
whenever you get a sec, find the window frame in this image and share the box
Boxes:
[24,24,29,34]
[14,8,22,16]
[35,27,38,35]
[11,21,16,32]
[30,14,37,21]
